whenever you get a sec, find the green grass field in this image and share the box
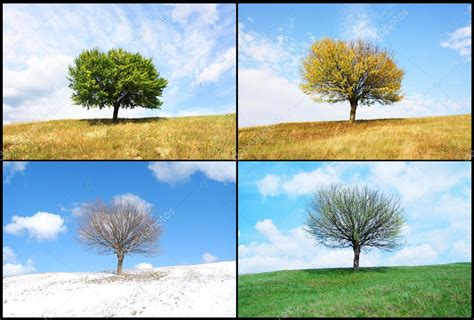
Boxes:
[238,263,472,317]
[238,114,471,160]
[3,114,236,160]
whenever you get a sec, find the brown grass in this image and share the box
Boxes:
[3,114,236,160]
[85,271,167,284]
[238,114,471,160]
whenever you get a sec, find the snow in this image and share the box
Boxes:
[2,261,236,317]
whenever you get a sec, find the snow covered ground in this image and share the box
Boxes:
[3,261,236,317]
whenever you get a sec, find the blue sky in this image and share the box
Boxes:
[239,4,471,127]
[238,162,471,274]
[3,4,236,124]
[3,161,236,276]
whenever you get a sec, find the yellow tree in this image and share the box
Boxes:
[300,38,404,123]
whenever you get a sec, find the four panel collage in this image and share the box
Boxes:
[2,3,472,318]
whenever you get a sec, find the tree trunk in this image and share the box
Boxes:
[116,253,124,275]
[349,100,357,123]
[113,103,120,123]
[353,246,360,271]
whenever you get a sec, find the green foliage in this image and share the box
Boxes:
[305,185,405,251]
[238,263,472,317]
[67,48,168,120]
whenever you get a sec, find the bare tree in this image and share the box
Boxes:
[305,185,404,271]
[77,199,162,274]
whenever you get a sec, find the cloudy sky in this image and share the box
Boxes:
[239,4,471,127]
[3,161,236,277]
[3,4,236,124]
[238,162,471,274]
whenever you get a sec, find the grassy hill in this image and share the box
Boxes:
[238,263,471,317]
[238,114,471,159]
[3,114,235,159]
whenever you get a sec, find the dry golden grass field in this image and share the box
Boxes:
[238,114,471,160]
[3,114,236,160]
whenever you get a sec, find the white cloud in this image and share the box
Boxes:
[441,25,471,60]
[134,262,154,270]
[3,245,36,277]
[343,6,380,41]
[3,246,17,263]
[256,164,343,197]
[3,87,115,124]
[238,68,337,127]
[238,23,301,80]
[256,219,282,242]
[386,244,438,266]
[450,217,472,238]
[239,24,287,64]
[171,4,219,26]
[3,161,28,183]
[2,246,36,278]
[2,246,36,277]
[371,163,471,263]
[195,47,236,85]
[412,228,452,253]
[71,203,85,217]
[432,192,471,220]
[256,174,281,197]
[60,202,86,217]
[452,240,471,261]
[148,162,235,184]
[3,259,36,277]
[112,193,152,210]
[202,252,219,263]
[282,166,342,196]
[3,54,72,108]
[4,211,67,241]
[255,162,470,202]
[370,162,471,205]
[66,194,153,217]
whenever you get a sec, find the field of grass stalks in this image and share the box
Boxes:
[3,114,236,159]
[238,263,472,317]
[238,114,471,160]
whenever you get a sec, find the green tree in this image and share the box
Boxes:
[68,48,168,122]
[305,185,405,271]
[300,38,404,123]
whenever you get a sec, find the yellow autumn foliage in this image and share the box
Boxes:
[300,38,404,122]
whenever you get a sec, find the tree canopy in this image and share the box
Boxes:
[68,48,168,122]
[300,38,404,123]
[305,184,405,271]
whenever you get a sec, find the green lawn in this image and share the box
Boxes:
[238,263,472,317]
